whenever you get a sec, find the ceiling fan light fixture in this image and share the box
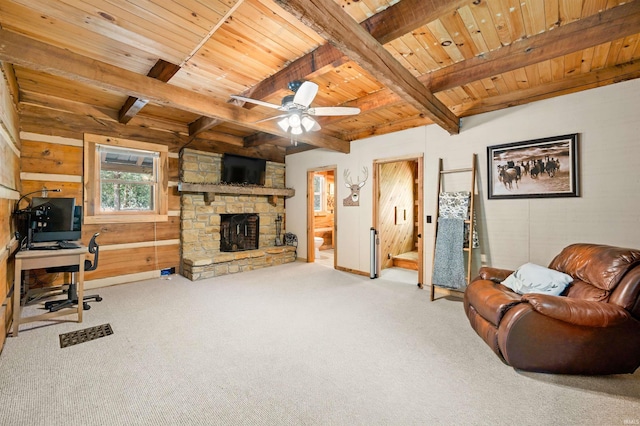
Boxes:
[277,117,290,132]
[301,115,316,132]
[290,125,303,135]
[289,113,301,128]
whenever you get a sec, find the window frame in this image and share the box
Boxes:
[84,134,168,224]
[313,174,326,214]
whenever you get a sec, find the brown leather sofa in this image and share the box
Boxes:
[463,243,640,375]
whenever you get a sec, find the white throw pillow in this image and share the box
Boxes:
[501,263,573,296]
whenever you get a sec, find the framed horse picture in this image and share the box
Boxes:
[487,134,580,199]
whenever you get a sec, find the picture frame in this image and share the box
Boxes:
[487,134,579,199]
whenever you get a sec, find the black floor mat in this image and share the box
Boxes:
[59,323,113,348]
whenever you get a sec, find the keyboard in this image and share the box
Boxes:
[58,241,80,249]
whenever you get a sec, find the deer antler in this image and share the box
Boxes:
[360,167,368,183]
[344,169,353,187]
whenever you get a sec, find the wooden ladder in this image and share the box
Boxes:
[430,154,478,301]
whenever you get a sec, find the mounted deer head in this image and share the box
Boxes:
[343,167,368,206]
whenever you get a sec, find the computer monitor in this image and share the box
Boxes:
[30,197,82,243]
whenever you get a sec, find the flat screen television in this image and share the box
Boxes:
[30,197,82,243]
[221,154,266,186]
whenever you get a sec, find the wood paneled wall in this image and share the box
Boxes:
[17,103,183,290]
[0,63,21,352]
[18,131,181,288]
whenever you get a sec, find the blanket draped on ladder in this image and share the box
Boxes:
[431,191,475,290]
[432,217,466,289]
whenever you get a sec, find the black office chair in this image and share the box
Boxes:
[45,233,103,312]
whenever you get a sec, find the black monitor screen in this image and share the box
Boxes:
[31,197,81,243]
[221,154,266,185]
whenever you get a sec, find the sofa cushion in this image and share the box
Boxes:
[564,279,610,302]
[501,263,573,296]
[549,243,640,291]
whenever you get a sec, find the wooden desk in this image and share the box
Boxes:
[13,246,87,336]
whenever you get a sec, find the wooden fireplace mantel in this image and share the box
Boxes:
[178,182,295,205]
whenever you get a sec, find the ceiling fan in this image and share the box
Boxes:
[230,81,360,136]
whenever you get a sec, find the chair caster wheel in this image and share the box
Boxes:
[96,297,103,302]
[83,303,91,310]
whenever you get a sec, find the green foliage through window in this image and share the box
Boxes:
[98,145,158,212]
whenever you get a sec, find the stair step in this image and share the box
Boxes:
[392,251,419,270]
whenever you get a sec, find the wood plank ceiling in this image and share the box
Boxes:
[0,0,639,162]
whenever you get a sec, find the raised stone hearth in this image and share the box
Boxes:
[182,246,296,281]
[179,149,295,280]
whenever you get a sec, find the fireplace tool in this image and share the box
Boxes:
[275,214,283,246]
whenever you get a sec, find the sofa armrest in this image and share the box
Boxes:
[521,294,631,327]
[476,267,514,283]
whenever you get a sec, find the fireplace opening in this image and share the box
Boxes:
[220,214,259,252]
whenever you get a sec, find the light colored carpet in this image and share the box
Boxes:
[379,267,418,285]
[1,262,638,425]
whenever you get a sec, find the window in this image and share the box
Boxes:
[313,175,325,213]
[99,145,157,212]
[84,134,168,223]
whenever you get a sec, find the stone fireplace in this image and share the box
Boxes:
[178,149,296,280]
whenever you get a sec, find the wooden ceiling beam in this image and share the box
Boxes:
[192,130,246,147]
[19,103,187,152]
[243,133,286,148]
[275,0,460,134]
[187,98,244,140]
[188,116,224,139]
[19,103,285,162]
[20,91,118,122]
[341,61,640,139]
[285,143,318,155]
[243,42,349,104]
[344,114,434,141]
[362,0,468,46]
[118,0,244,125]
[1,62,20,107]
[319,1,640,129]
[242,0,468,107]
[425,1,640,93]
[452,59,640,117]
[318,89,406,128]
[186,139,286,163]
[214,0,466,142]
[24,90,246,148]
[0,29,350,153]
[118,59,181,124]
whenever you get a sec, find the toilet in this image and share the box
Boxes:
[314,236,324,259]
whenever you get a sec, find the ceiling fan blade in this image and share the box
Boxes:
[230,95,283,110]
[307,106,361,116]
[254,113,289,124]
[292,81,318,107]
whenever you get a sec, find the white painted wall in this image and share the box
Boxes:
[286,79,640,279]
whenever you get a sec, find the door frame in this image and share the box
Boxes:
[372,155,424,285]
[307,166,337,267]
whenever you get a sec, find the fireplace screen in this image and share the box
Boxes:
[220,214,259,252]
